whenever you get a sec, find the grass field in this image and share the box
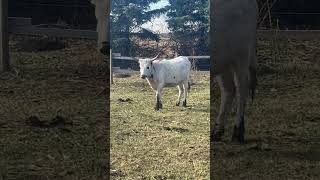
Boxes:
[110,72,210,179]
[1,35,319,180]
[211,38,320,179]
[0,36,109,179]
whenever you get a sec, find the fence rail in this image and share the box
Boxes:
[112,55,210,61]
[8,17,97,40]
[257,29,320,40]
[8,17,320,41]
[10,26,97,39]
[5,16,320,73]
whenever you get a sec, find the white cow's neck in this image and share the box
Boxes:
[150,62,157,79]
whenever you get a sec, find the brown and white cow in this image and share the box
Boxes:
[210,0,258,143]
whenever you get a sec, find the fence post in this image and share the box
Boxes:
[0,0,9,72]
[110,49,113,84]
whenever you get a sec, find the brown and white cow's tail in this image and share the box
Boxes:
[188,81,191,92]
[249,66,257,101]
[248,38,258,101]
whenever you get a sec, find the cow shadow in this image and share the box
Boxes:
[179,105,209,113]
[237,136,320,162]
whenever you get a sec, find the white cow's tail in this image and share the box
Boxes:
[188,58,192,92]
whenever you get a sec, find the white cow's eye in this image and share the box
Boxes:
[147,67,149,69]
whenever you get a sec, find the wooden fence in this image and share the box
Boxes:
[0,0,9,71]
[110,53,210,83]
[8,17,97,39]
[1,15,99,72]
[110,53,210,75]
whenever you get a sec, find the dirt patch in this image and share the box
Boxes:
[117,98,133,103]
[163,126,189,133]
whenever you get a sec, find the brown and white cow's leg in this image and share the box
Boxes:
[232,67,249,143]
[155,84,164,111]
[176,84,183,106]
[91,0,109,54]
[182,80,189,107]
[97,15,109,55]
[212,70,235,142]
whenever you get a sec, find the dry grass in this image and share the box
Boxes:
[0,36,109,180]
[211,38,320,179]
[1,35,319,180]
[110,73,210,179]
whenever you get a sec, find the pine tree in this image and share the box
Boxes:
[111,0,165,56]
[165,0,209,55]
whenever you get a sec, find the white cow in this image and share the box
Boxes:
[90,0,109,54]
[138,55,191,111]
[211,0,258,143]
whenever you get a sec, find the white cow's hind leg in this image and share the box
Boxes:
[212,70,235,142]
[182,80,188,107]
[176,84,183,106]
[232,67,249,143]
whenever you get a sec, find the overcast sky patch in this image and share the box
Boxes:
[142,0,170,34]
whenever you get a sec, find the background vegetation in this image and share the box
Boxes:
[110,0,209,56]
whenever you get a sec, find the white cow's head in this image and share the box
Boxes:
[90,0,109,55]
[138,54,160,79]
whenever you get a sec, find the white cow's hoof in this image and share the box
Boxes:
[182,100,187,107]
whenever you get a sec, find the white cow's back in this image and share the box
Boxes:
[154,56,191,85]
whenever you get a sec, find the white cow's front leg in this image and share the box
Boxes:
[155,84,164,111]
[232,68,249,143]
[182,80,188,107]
[176,84,183,106]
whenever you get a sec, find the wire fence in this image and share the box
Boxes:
[257,0,320,29]
[9,0,95,29]
[8,1,320,30]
